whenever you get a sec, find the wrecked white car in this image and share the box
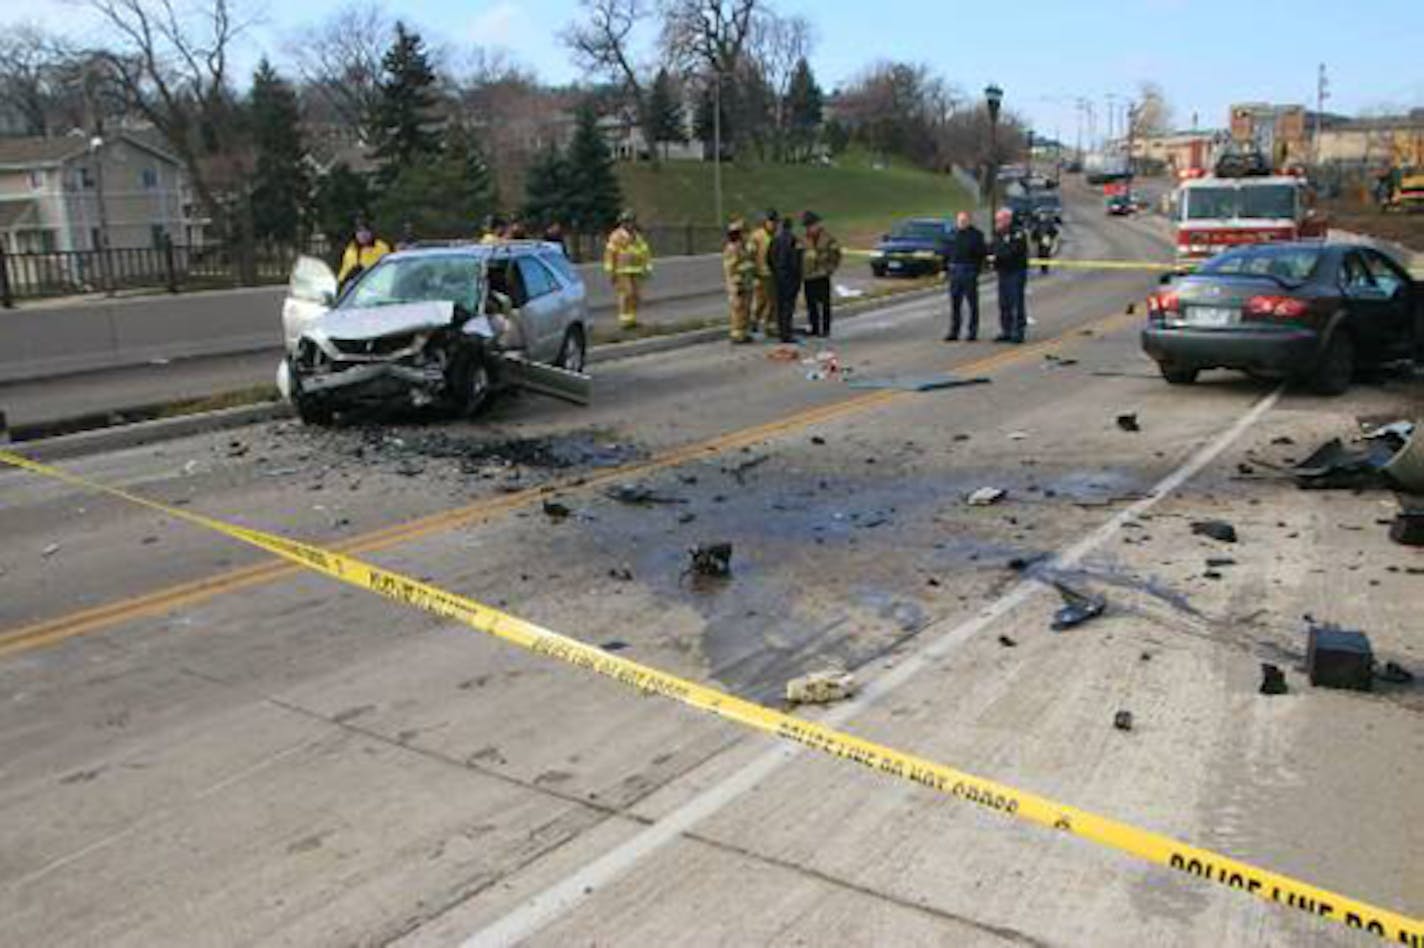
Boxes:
[277,242,592,425]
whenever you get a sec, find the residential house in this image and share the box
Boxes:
[1314,112,1424,170]
[0,131,197,255]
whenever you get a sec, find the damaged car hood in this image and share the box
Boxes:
[316,300,457,340]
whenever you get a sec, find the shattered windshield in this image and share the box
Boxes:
[343,255,483,314]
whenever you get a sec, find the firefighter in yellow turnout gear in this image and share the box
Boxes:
[603,211,653,329]
[749,209,778,335]
[724,218,757,344]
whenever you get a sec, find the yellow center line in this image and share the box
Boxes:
[0,307,1143,660]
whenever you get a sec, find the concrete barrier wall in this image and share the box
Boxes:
[0,253,725,384]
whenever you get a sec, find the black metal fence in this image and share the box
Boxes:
[0,225,724,306]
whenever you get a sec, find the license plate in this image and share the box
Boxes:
[1185,306,1237,327]
[887,260,903,270]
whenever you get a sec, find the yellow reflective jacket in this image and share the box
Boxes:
[337,238,392,286]
[604,227,652,278]
[750,226,775,278]
[723,238,756,292]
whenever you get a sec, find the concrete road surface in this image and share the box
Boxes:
[2,186,1419,947]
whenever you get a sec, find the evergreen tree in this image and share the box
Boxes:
[522,143,571,226]
[645,69,686,160]
[249,59,309,244]
[314,163,372,249]
[375,123,496,238]
[562,102,623,231]
[693,82,731,161]
[371,22,441,185]
[786,58,824,162]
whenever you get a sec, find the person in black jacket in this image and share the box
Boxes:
[990,208,1030,343]
[768,217,802,343]
[943,210,987,341]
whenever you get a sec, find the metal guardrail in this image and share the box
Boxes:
[0,225,726,306]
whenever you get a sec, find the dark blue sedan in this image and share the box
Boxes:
[869,218,956,277]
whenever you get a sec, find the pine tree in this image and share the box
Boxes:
[786,58,824,162]
[371,21,441,185]
[522,143,571,226]
[693,82,731,161]
[375,123,496,238]
[646,69,686,160]
[562,102,623,231]
[314,163,372,249]
[249,59,309,244]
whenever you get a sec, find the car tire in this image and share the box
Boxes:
[288,360,334,426]
[455,352,495,418]
[1310,331,1354,396]
[555,324,587,373]
[1159,363,1198,385]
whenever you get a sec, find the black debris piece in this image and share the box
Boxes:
[1116,413,1140,433]
[1191,520,1238,543]
[1378,661,1414,685]
[1051,582,1107,631]
[723,454,770,484]
[1292,437,1397,491]
[608,566,634,581]
[1389,504,1424,546]
[1203,570,1223,581]
[1113,710,1133,732]
[606,483,686,506]
[601,640,629,652]
[1306,621,1373,692]
[1007,552,1050,573]
[811,436,826,445]
[1206,557,1237,568]
[1259,663,1288,695]
[1140,652,1153,662]
[677,512,697,525]
[1271,435,1295,446]
[926,577,942,587]
[997,635,1017,648]
[1237,462,1255,475]
[688,542,733,578]
[542,500,572,520]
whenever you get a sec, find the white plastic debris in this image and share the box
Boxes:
[786,669,857,705]
[834,284,866,299]
[966,487,1006,506]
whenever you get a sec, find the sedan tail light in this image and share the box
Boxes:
[1146,289,1179,316]
[1244,295,1309,319]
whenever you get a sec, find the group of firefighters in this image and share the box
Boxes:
[604,209,842,344]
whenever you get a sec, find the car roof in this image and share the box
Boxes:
[384,240,562,262]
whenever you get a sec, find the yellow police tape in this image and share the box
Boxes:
[842,249,1180,272]
[1,446,1419,943]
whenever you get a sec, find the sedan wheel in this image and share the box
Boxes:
[1309,331,1354,396]
[556,325,587,373]
[1159,363,1198,385]
[459,356,494,418]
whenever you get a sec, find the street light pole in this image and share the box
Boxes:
[712,71,723,228]
[985,83,1003,221]
[89,134,113,294]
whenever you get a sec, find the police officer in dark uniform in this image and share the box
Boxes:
[990,208,1030,343]
[944,210,987,341]
[1029,211,1059,275]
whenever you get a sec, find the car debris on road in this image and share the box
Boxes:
[1259,663,1289,695]
[786,669,857,705]
[1051,582,1107,630]
[687,542,733,578]
[1190,520,1238,543]
[1306,620,1375,692]
[967,487,1007,506]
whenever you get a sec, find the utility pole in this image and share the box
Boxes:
[984,84,1004,217]
[712,71,723,228]
[1313,63,1329,167]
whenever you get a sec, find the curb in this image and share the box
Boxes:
[8,283,949,461]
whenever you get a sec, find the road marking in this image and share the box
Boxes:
[0,305,1141,661]
[459,386,1285,948]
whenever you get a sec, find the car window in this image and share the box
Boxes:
[1339,253,1377,292]
[541,251,578,285]
[1201,247,1320,282]
[517,256,559,300]
[1362,250,1407,296]
[342,255,481,314]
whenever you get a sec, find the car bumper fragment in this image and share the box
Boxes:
[1141,326,1322,373]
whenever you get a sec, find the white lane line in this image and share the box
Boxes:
[459,389,1282,948]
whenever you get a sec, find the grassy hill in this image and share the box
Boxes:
[616,150,972,249]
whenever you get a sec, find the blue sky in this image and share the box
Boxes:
[11,0,1423,144]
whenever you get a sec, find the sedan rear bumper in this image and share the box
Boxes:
[1141,325,1322,373]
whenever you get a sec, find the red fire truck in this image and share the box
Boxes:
[1172,149,1326,266]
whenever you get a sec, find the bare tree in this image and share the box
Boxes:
[560,0,651,152]
[746,10,811,157]
[86,0,251,237]
[289,3,391,139]
[1131,80,1172,139]
[659,0,758,77]
[0,24,82,136]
